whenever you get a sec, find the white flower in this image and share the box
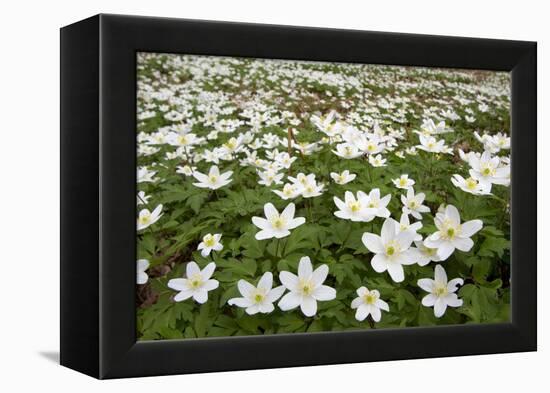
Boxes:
[468,151,510,192]
[300,181,324,198]
[278,256,336,317]
[137,166,157,183]
[416,134,447,153]
[351,287,389,322]
[197,233,223,257]
[137,191,150,205]
[257,169,284,186]
[176,165,195,176]
[333,191,377,222]
[392,174,415,189]
[414,240,443,266]
[167,262,219,304]
[137,204,163,231]
[330,170,357,185]
[420,118,453,135]
[274,152,297,169]
[424,204,483,260]
[137,259,150,285]
[364,188,391,218]
[272,183,301,200]
[361,218,419,282]
[418,264,463,317]
[451,174,491,195]
[401,187,430,219]
[289,173,324,198]
[395,213,422,241]
[167,132,200,148]
[228,272,285,315]
[369,154,387,167]
[333,143,362,159]
[221,136,244,155]
[252,202,305,240]
[192,165,233,190]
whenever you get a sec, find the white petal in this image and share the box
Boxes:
[201,262,216,280]
[257,272,273,290]
[381,218,396,243]
[371,253,389,273]
[167,278,187,291]
[255,229,275,240]
[266,285,286,302]
[186,261,200,278]
[264,203,279,220]
[173,290,193,302]
[238,279,256,297]
[300,296,318,317]
[193,290,209,304]
[298,256,313,278]
[228,297,254,308]
[351,297,363,309]
[453,237,474,252]
[311,264,329,286]
[436,242,455,260]
[279,271,299,291]
[362,233,384,253]
[252,216,269,229]
[278,291,302,311]
[434,264,448,284]
[280,203,296,220]
[371,306,382,322]
[376,299,390,312]
[355,305,369,321]
[287,217,306,229]
[447,278,464,292]
[422,293,437,307]
[417,278,435,293]
[445,205,461,225]
[202,279,219,291]
[387,263,405,282]
[460,220,483,237]
[434,297,447,317]
[312,285,336,301]
[444,293,463,307]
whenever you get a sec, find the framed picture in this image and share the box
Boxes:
[60,14,536,379]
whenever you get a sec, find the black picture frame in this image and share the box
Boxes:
[60,14,537,379]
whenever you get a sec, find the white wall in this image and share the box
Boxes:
[0,0,545,390]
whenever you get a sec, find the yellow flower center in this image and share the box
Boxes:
[139,213,151,225]
[300,281,313,295]
[254,293,264,303]
[348,201,361,212]
[409,201,417,208]
[189,274,203,288]
[399,178,407,186]
[386,246,395,256]
[446,228,455,238]
[466,178,478,190]
[209,175,218,183]
[364,293,377,304]
[271,216,285,229]
[225,139,236,149]
[434,284,448,296]
[204,236,216,247]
